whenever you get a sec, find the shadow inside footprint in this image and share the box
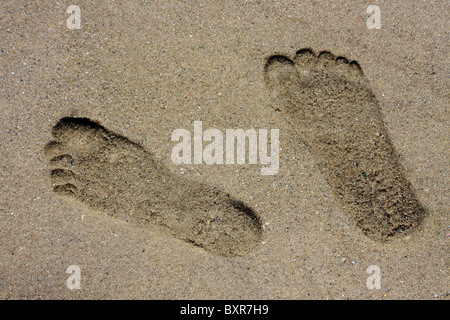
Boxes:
[264,49,426,241]
[44,117,263,256]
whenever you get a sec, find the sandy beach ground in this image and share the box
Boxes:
[0,0,448,299]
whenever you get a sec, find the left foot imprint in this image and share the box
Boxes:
[45,117,263,256]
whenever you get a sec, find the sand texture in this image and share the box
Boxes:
[0,0,448,299]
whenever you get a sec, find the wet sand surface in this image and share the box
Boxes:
[0,0,448,299]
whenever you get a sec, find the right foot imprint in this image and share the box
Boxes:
[264,49,426,241]
[44,117,263,256]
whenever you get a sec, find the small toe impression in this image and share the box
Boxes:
[335,56,351,74]
[294,48,317,75]
[349,60,364,76]
[317,51,336,68]
[50,154,75,167]
[44,141,66,159]
[336,56,349,65]
[53,183,78,196]
[51,169,76,185]
[294,48,316,63]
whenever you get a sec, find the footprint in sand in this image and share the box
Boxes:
[44,117,263,256]
[264,49,426,241]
